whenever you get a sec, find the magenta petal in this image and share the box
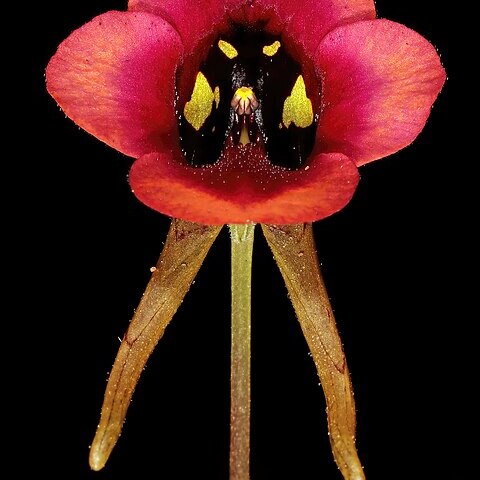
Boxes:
[129,145,359,225]
[256,0,375,55]
[315,19,446,166]
[130,0,375,54]
[46,11,183,158]
[129,0,229,53]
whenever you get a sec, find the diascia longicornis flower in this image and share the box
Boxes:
[46,1,445,478]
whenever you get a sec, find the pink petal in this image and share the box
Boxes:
[129,0,376,54]
[241,0,376,55]
[315,19,446,166]
[129,0,375,107]
[129,144,359,225]
[46,11,183,158]
[128,0,230,53]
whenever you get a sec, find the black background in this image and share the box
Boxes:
[24,1,462,479]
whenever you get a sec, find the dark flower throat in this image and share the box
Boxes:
[178,26,317,169]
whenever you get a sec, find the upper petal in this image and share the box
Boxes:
[315,19,446,166]
[129,145,359,225]
[129,0,376,55]
[245,0,376,56]
[46,11,183,158]
[128,0,229,53]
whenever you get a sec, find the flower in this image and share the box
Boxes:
[46,1,445,479]
[46,0,445,226]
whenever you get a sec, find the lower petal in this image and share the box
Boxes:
[315,19,446,166]
[129,146,359,225]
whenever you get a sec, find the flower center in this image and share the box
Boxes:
[178,26,317,169]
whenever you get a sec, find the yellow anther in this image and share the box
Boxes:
[231,87,259,116]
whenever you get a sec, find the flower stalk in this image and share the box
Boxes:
[229,224,255,480]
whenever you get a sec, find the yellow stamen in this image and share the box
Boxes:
[231,87,259,116]
[235,87,253,101]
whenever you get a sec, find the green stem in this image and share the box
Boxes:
[228,224,255,480]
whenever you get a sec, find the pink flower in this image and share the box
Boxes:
[46,0,444,225]
[46,1,445,478]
